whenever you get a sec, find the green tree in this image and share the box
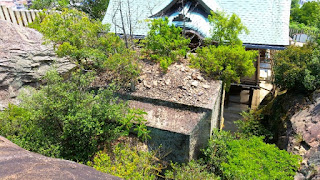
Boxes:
[75,0,110,20]
[191,11,256,91]
[291,1,320,28]
[31,0,69,10]
[29,9,124,69]
[30,9,140,86]
[0,70,149,162]
[30,0,109,20]
[208,11,249,46]
[190,45,257,90]
[291,0,300,9]
[273,44,320,92]
[203,130,301,180]
[142,17,190,71]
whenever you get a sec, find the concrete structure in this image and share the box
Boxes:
[123,61,223,163]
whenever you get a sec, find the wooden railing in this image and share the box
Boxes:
[0,5,41,26]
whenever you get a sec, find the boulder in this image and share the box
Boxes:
[287,91,320,180]
[0,136,120,180]
[0,20,75,109]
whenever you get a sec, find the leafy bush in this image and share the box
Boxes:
[208,11,248,46]
[104,50,141,87]
[142,17,190,71]
[220,136,301,180]
[190,45,257,90]
[203,130,301,180]
[235,110,273,141]
[165,160,219,180]
[88,144,162,179]
[290,21,319,35]
[202,129,233,175]
[0,70,148,162]
[29,9,125,69]
[273,44,320,92]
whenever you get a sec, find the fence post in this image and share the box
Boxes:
[8,8,17,25]
[0,6,6,20]
[26,10,32,24]
[14,11,23,26]
[2,6,11,21]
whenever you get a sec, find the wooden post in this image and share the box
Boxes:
[8,8,17,25]
[30,10,36,21]
[14,11,23,26]
[248,88,254,108]
[256,50,261,85]
[26,10,32,24]
[2,6,11,21]
[21,11,28,26]
[0,6,5,20]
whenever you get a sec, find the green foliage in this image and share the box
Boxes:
[0,104,59,156]
[273,44,320,92]
[30,0,109,20]
[0,70,149,162]
[291,2,320,29]
[104,50,141,87]
[74,0,110,20]
[291,0,300,9]
[203,130,301,180]
[220,136,301,180]
[29,9,125,69]
[208,11,248,46]
[165,160,219,180]
[88,144,162,179]
[202,129,233,175]
[289,21,319,35]
[30,0,68,10]
[235,110,273,141]
[190,45,257,90]
[142,17,190,71]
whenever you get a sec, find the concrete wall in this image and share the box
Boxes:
[145,82,223,163]
[147,127,190,163]
[189,111,211,160]
[189,82,223,160]
[210,81,223,135]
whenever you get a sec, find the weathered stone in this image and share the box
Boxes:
[0,136,120,180]
[143,80,152,89]
[191,72,197,80]
[152,80,158,87]
[191,81,199,87]
[0,20,75,109]
[202,84,210,89]
[196,75,204,81]
[287,91,320,179]
[165,79,171,85]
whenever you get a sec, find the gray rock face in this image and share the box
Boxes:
[0,136,120,180]
[287,91,320,180]
[0,20,75,109]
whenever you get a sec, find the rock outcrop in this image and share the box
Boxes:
[286,91,320,180]
[0,20,75,109]
[0,136,120,180]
